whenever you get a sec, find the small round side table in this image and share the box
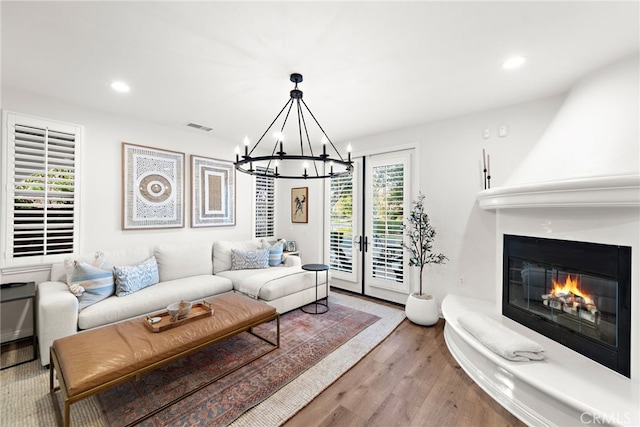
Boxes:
[301,263,329,314]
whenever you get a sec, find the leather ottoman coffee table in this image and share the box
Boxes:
[49,292,279,427]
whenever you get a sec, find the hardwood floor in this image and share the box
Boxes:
[284,292,524,427]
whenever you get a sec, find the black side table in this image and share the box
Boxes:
[1,282,38,369]
[301,264,329,314]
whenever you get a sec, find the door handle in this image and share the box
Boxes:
[356,236,363,252]
[363,236,369,252]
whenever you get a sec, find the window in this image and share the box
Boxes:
[254,167,275,238]
[1,112,81,268]
[370,162,404,283]
[329,172,354,273]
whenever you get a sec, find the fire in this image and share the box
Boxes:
[551,274,593,305]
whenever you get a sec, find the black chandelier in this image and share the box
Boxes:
[234,73,353,179]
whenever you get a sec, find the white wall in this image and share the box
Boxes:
[506,54,639,185]
[2,86,254,258]
[331,95,565,306]
[0,86,565,341]
[274,165,326,264]
[0,86,252,340]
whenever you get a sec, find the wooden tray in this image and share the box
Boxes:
[144,301,214,333]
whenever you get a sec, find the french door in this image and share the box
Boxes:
[327,149,413,304]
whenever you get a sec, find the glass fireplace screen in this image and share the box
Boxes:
[507,258,618,349]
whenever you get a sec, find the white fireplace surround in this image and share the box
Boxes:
[477,174,640,210]
[443,56,639,426]
[443,175,640,426]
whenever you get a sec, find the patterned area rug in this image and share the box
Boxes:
[98,301,380,426]
[0,293,404,426]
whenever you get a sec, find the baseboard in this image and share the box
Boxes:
[1,327,33,344]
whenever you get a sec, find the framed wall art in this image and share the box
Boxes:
[122,142,185,229]
[291,187,308,223]
[191,155,236,227]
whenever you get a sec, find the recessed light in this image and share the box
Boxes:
[110,81,130,93]
[501,56,526,70]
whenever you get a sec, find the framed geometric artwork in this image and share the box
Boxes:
[191,155,236,227]
[122,142,185,229]
[291,187,308,223]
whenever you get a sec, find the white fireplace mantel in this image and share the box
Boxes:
[477,174,640,210]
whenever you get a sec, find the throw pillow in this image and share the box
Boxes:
[65,252,115,311]
[231,248,269,270]
[261,239,285,267]
[114,256,160,297]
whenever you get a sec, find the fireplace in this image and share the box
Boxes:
[503,234,632,377]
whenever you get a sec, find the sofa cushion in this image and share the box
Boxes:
[154,243,213,282]
[213,240,261,274]
[101,246,153,267]
[231,248,269,270]
[114,256,160,297]
[77,275,234,330]
[217,268,330,301]
[64,253,115,311]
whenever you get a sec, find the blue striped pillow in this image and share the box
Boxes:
[261,240,285,266]
[67,260,115,311]
[268,243,284,266]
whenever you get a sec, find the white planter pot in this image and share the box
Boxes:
[405,293,439,326]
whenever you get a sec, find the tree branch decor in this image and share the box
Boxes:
[402,192,448,297]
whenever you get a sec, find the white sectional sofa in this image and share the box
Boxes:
[37,240,330,366]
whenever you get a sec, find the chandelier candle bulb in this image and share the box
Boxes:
[243,136,250,157]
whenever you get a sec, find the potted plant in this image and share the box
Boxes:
[402,193,448,325]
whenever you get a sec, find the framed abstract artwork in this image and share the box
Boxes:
[191,155,236,227]
[122,142,185,229]
[291,187,308,223]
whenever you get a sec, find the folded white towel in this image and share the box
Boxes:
[458,312,546,362]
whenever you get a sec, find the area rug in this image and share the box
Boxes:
[99,300,379,426]
[0,292,405,427]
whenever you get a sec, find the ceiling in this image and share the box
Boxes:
[2,1,639,147]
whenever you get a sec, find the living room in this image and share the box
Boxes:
[1,1,639,426]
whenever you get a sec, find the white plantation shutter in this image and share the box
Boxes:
[371,162,404,283]
[254,167,275,238]
[329,172,354,273]
[2,112,81,267]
